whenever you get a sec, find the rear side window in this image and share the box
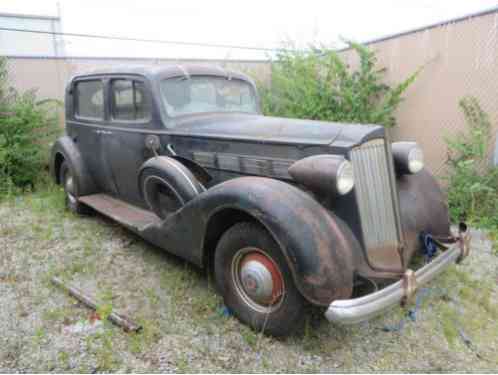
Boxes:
[111,79,151,121]
[74,80,104,119]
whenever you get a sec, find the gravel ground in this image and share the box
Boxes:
[1,187,497,373]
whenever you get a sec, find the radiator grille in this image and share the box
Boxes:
[350,139,399,251]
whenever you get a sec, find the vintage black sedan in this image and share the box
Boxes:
[51,64,470,336]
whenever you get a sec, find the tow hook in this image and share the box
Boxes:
[401,269,417,306]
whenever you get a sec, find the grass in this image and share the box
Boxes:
[42,307,69,322]
[128,317,161,354]
[175,354,190,373]
[57,350,70,370]
[423,264,498,359]
[486,229,498,257]
[33,327,46,346]
[84,327,122,372]
[96,288,115,320]
[1,180,498,372]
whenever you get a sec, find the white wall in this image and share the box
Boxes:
[0,13,65,56]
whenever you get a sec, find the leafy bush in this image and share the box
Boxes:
[259,41,420,127]
[0,57,60,197]
[445,96,498,226]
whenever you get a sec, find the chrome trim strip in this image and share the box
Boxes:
[385,132,405,250]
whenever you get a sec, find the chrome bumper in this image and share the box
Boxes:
[325,233,470,324]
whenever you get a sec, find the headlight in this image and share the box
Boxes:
[392,142,424,174]
[407,146,424,173]
[288,155,355,196]
[336,160,355,195]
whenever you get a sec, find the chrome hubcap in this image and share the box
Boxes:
[240,260,274,303]
[232,247,285,313]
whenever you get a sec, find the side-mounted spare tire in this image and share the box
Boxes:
[138,156,205,219]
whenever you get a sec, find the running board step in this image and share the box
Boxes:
[78,194,160,231]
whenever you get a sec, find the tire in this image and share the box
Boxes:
[215,222,306,337]
[140,161,204,219]
[59,161,91,215]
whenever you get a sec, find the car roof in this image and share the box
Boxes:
[69,63,255,84]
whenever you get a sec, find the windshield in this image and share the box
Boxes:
[160,76,258,117]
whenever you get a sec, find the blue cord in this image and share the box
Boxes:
[382,287,430,332]
[420,231,438,263]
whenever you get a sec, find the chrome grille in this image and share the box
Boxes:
[350,139,399,251]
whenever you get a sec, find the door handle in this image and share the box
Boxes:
[94,129,113,135]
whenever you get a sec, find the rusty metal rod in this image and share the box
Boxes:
[51,277,142,332]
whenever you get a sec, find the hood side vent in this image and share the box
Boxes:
[192,151,293,179]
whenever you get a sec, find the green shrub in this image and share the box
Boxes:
[445,96,498,226]
[259,41,419,127]
[0,57,60,197]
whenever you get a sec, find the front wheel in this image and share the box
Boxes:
[215,222,306,336]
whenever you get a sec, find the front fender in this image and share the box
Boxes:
[397,168,452,262]
[142,176,357,306]
[50,135,97,196]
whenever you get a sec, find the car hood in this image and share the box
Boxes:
[170,113,385,147]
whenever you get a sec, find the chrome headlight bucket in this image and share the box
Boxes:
[392,142,424,174]
[336,160,355,195]
[288,155,355,196]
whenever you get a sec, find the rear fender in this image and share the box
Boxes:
[50,136,97,196]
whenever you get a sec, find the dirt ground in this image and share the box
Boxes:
[1,187,497,373]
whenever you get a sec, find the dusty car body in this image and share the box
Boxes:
[51,64,470,335]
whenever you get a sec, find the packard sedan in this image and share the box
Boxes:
[51,65,470,336]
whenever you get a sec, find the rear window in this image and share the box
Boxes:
[74,80,104,119]
[111,79,151,121]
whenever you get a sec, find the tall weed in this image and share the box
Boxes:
[259,41,420,127]
[445,96,498,228]
[0,57,60,197]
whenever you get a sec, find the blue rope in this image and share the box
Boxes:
[382,233,438,333]
[218,305,232,317]
[420,231,438,263]
[382,287,430,332]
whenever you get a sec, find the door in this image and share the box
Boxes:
[68,78,116,194]
[101,77,155,206]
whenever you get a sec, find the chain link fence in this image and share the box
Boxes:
[340,7,498,176]
[3,7,498,175]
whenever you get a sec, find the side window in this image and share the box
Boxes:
[74,80,104,119]
[111,79,151,121]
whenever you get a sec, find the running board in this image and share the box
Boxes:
[78,194,160,231]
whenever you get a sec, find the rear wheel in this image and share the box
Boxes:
[215,222,306,336]
[59,161,91,215]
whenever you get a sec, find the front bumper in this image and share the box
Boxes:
[325,231,471,324]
